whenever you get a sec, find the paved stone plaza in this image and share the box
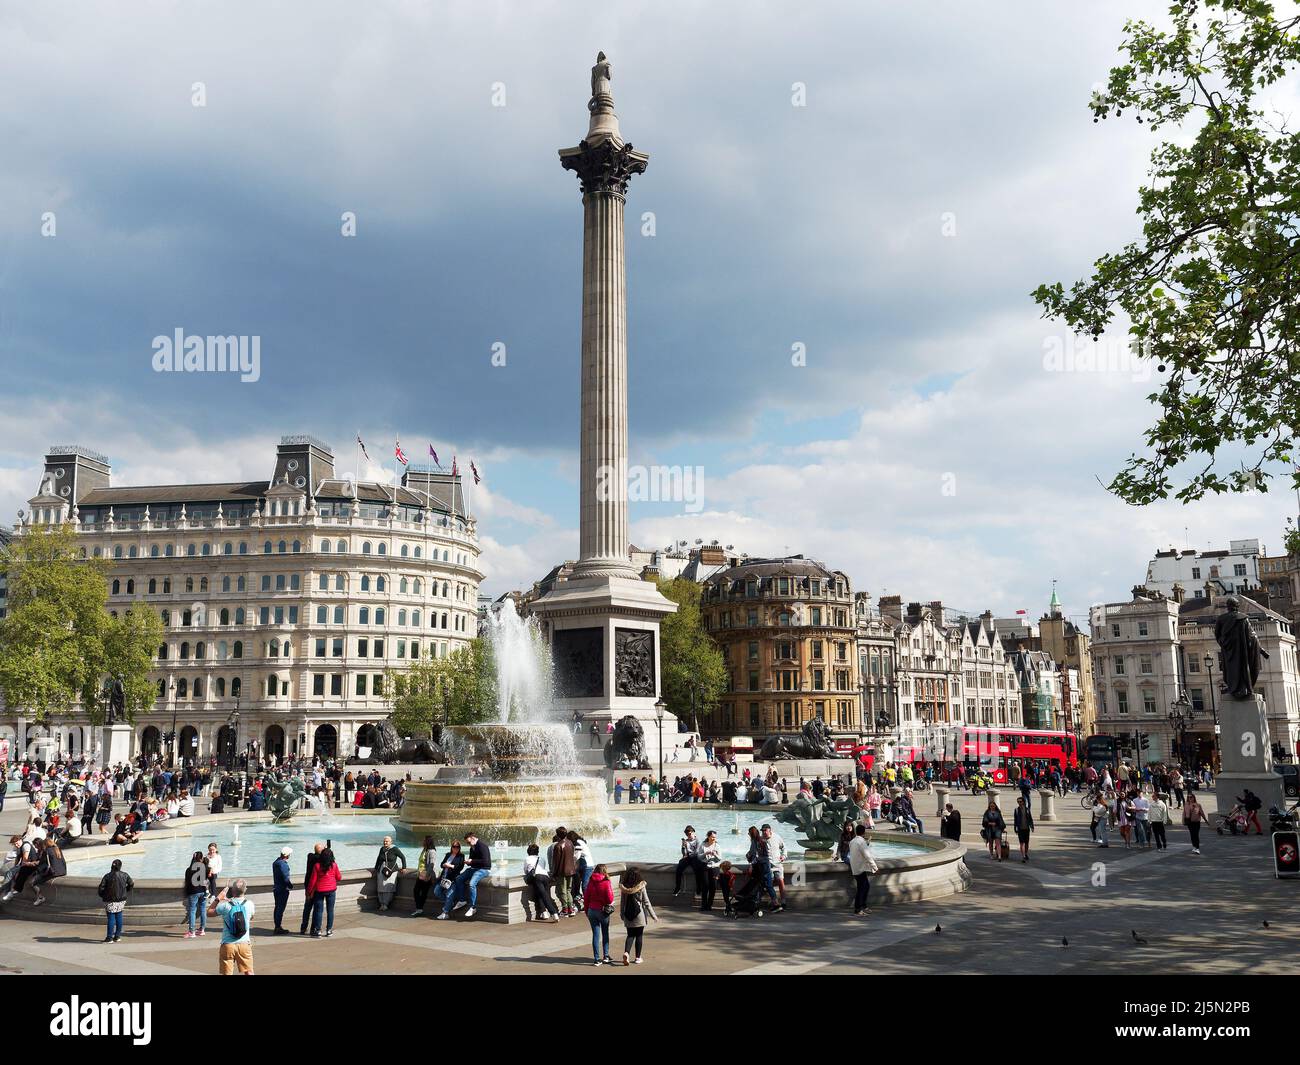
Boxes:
[0,786,1294,975]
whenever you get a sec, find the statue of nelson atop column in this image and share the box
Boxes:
[1213,596,1269,700]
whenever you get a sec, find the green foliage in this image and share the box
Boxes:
[0,525,163,723]
[657,577,727,729]
[1284,518,1300,557]
[1034,0,1300,504]
[385,638,496,736]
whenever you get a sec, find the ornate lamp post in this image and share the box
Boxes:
[654,697,666,789]
[1204,653,1221,772]
[1168,694,1194,767]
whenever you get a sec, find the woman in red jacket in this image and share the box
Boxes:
[582,864,614,965]
[306,847,341,937]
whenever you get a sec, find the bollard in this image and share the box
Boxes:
[1036,787,1058,822]
[934,786,949,818]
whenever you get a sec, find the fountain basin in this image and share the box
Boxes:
[395,776,611,845]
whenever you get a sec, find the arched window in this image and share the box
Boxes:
[319,575,329,591]
[336,540,346,553]
[217,641,227,660]
[413,579,421,594]
[232,641,243,659]
[158,643,168,660]
[376,576,386,592]
[321,540,331,552]
[263,541,273,554]
[398,609,407,626]
[267,676,278,697]
[201,543,211,556]
[278,540,287,554]
[222,576,231,592]
[375,608,385,625]
[400,544,408,557]
[237,576,246,592]
[361,575,371,592]
[441,613,448,629]
[333,606,344,624]
[269,637,281,657]
[238,542,248,555]
[195,641,205,659]
[378,543,386,556]
[126,579,135,595]
[292,540,300,553]
[177,678,188,698]
[362,542,372,555]
[148,578,157,594]
[224,542,233,555]
[400,578,409,594]
[93,546,102,557]
[161,609,171,626]
[193,677,204,698]
[165,544,174,557]
[162,578,171,594]
[199,577,208,591]
[234,608,245,625]
[185,577,194,594]
[150,544,159,558]
[231,677,242,698]
[186,543,195,556]
[128,545,138,558]
[412,610,421,627]
[334,574,344,591]
[360,607,370,625]
[157,679,166,699]
[442,582,449,597]
[112,579,121,595]
[180,642,190,660]
[182,610,192,626]
[215,677,226,697]
[414,546,422,559]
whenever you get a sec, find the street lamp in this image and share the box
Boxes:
[654,697,666,791]
[165,679,178,769]
[1204,653,1221,773]
[226,704,240,770]
[1168,694,1194,768]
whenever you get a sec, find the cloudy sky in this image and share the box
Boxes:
[2,0,1297,624]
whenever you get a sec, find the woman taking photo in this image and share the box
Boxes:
[307,847,341,936]
[182,850,208,937]
[618,867,658,965]
[981,800,1006,861]
[582,862,615,965]
[97,857,134,943]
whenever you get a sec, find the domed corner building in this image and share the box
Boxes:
[697,555,862,750]
[2,437,482,766]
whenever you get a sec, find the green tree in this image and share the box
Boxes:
[1034,0,1300,504]
[657,577,727,732]
[385,638,495,736]
[0,525,163,723]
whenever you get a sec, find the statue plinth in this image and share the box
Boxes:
[1216,693,1285,811]
[101,723,133,767]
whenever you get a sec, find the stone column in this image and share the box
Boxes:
[1036,788,1058,822]
[934,785,949,817]
[560,55,648,581]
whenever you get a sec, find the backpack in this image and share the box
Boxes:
[225,900,247,939]
[622,890,643,922]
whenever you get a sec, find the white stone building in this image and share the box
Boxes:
[1144,539,1263,598]
[2,438,481,765]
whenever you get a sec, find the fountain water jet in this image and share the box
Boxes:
[394,600,611,845]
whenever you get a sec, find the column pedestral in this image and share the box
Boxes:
[101,723,133,768]
[1036,788,1058,822]
[1216,693,1285,812]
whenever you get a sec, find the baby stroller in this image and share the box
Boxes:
[1215,803,1250,835]
[725,872,767,919]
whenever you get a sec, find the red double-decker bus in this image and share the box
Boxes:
[890,726,1079,785]
[954,726,1079,784]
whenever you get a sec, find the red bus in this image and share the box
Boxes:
[892,726,1079,785]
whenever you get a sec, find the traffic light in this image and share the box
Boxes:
[1139,732,1150,752]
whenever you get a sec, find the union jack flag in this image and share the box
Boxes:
[395,440,408,466]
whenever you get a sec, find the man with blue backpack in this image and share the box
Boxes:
[208,878,255,975]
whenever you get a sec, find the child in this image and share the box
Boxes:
[717,860,737,916]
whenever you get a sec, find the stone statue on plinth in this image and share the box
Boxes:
[105,674,126,724]
[1213,596,1269,699]
[590,51,612,100]
[268,777,309,823]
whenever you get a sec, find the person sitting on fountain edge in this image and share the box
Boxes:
[438,832,492,920]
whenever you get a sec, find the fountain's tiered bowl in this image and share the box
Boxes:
[393,723,612,845]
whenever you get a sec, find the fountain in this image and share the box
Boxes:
[394,600,612,846]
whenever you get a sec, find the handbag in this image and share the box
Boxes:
[439,878,453,891]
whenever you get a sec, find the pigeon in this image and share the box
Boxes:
[934,924,942,934]
[1131,930,1148,945]
[1061,937,1069,947]
[1263,920,1271,928]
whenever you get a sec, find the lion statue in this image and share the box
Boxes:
[603,715,647,769]
[758,716,836,761]
[352,720,444,765]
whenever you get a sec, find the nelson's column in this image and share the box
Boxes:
[532,53,679,758]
